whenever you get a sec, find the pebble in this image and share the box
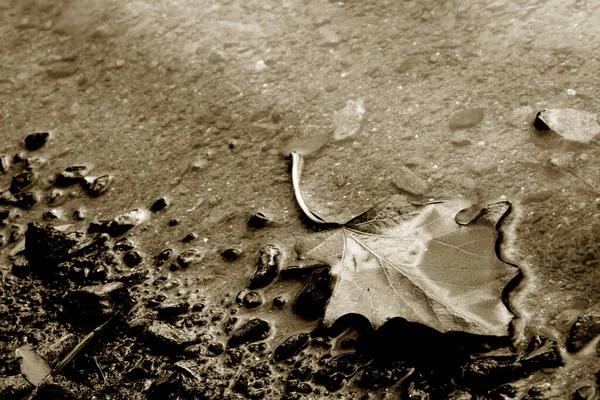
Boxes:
[275,333,310,361]
[123,251,143,267]
[0,155,11,173]
[273,296,287,308]
[150,197,168,212]
[108,212,138,237]
[333,99,365,141]
[63,282,131,327]
[73,208,87,220]
[228,318,271,348]
[248,212,272,229]
[567,313,600,352]
[243,291,263,308]
[113,237,135,251]
[24,132,49,151]
[176,249,204,269]
[448,108,485,130]
[221,247,243,261]
[47,189,66,206]
[294,268,333,319]
[168,219,179,227]
[182,232,198,242]
[249,244,281,289]
[156,300,190,320]
[10,170,37,193]
[85,175,113,197]
[146,321,198,354]
[54,165,89,187]
[156,248,174,267]
[45,65,79,79]
[390,166,429,196]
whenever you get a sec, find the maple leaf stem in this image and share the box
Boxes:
[291,151,330,225]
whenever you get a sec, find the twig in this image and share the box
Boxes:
[93,356,106,384]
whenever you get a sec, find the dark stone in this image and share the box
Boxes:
[249,244,280,289]
[534,110,550,131]
[207,342,225,356]
[248,212,271,229]
[25,223,78,269]
[168,219,179,226]
[43,210,60,221]
[289,359,313,382]
[221,247,242,261]
[0,209,9,226]
[24,132,49,151]
[13,153,25,163]
[273,296,286,308]
[10,170,36,194]
[123,251,143,267]
[182,232,198,242]
[234,362,272,399]
[228,318,271,348]
[313,369,345,392]
[286,379,312,395]
[520,338,563,371]
[567,313,600,352]
[11,257,30,278]
[12,192,38,210]
[156,248,173,266]
[113,237,134,251]
[73,208,86,221]
[573,385,596,400]
[85,175,113,197]
[0,374,33,400]
[147,294,167,308]
[54,166,88,187]
[243,291,263,308]
[146,321,199,354]
[8,223,25,243]
[150,197,168,212]
[176,249,203,269]
[275,333,310,361]
[63,282,131,327]
[108,212,138,237]
[87,220,111,234]
[294,267,332,320]
[156,300,190,320]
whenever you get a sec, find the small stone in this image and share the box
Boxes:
[108,210,145,237]
[156,300,190,320]
[150,197,168,212]
[176,249,204,268]
[248,212,271,229]
[0,155,11,173]
[325,82,338,92]
[46,189,66,206]
[25,223,77,268]
[228,318,271,348]
[391,166,429,196]
[449,108,485,130]
[273,296,287,308]
[182,232,197,242]
[156,248,173,266]
[10,170,37,194]
[11,257,30,278]
[73,208,87,220]
[249,244,281,289]
[207,342,225,356]
[46,65,79,79]
[12,192,38,210]
[24,132,50,151]
[168,219,179,227]
[243,291,263,308]
[567,313,600,352]
[294,268,332,320]
[63,282,131,327]
[8,223,25,243]
[573,385,596,400]
[146,320,198,354]
[54,165,89,187]
[42,209,61,221]
[275,333,310,361]
[333,99,365,141]
[221,247,242,261]
[113,237,135,251]
[85,175,113,197]
[123,251,143,267]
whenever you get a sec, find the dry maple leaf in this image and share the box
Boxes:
[296,196,519,336]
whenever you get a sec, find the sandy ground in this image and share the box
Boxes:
[1,0,599,398]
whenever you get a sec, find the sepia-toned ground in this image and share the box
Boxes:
[0,0,599,398]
